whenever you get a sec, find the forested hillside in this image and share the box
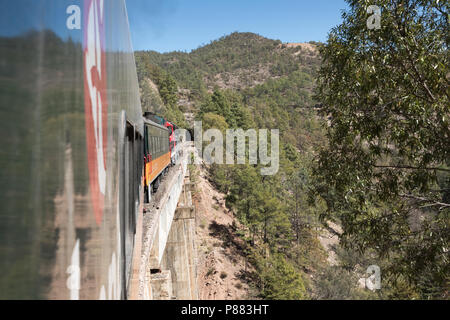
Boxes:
[135,9,449,300]
[136,32,331,299]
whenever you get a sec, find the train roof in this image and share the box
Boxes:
[143,118,169,131]
[143,112,179,130]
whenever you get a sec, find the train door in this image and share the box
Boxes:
[119,111,143,299]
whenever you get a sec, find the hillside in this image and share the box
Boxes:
[137,32,320,94]
[141,32,320,93]
[134,32,394,300]
[136,32,324,151]
[136,0,450,301]
[193,164,253,299]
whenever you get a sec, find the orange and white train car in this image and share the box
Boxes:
[143,119,172,201]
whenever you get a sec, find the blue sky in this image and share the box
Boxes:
[126,0,349,53]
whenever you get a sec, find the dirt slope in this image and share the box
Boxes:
[193,165,253,300]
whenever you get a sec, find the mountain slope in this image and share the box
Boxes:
[137,32,321,94]
[135,32,340,300]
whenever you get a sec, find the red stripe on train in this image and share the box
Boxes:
[84,0,108,225]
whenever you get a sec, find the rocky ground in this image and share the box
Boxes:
[192,165,254,300]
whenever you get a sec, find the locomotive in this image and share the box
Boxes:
[0,0,179,299]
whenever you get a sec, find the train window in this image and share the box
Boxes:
[157,136,160,155]
[150,136,154,156]
[146,126,171,158]
[150,136,153,155]
[148,132,154,154]
[156,136,159,154]
[157,137,160,154]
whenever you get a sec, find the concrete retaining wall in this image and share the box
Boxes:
[131,143,197,300]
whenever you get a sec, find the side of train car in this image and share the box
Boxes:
[143,116,181,203]
[0,0,179,300]
[144,112,180,165]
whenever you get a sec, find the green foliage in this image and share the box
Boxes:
[242,71,326,150]
[202,113,229,132]
[313,0,449,299]
[139,78,165,114]
[314,266,365,300]
[137,28,450,300]
[251,250,307,300]
[137,32,320,95]
[135,52,188,128]
[199,90,232,121]
[158,74,178,107]
[151,33,327,299]
[198,89,255,129]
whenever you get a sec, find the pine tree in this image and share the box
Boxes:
[313,0,449,299]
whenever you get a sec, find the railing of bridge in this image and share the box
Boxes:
[135,142,192,299]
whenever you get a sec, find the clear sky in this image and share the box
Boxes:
[126,0,349,53]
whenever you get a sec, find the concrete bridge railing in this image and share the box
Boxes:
[128,142,194,300]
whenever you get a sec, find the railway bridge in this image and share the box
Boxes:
[128,142,198,300]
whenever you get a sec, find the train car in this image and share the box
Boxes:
[166,121,180,165]
[0,0,144,299]
[144,112,180,165]
[143,119,171,202]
